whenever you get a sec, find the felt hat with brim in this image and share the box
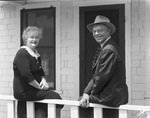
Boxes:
[87,15,116,35]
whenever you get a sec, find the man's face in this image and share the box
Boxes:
[92,24,110,44]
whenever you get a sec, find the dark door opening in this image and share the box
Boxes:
[79,4,125,95]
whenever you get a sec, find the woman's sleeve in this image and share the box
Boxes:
[13,49,35,83]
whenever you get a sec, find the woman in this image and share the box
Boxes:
[13,26,63,118]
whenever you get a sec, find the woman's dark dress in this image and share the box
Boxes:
[13,47,63,118]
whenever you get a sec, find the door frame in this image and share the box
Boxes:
[73,0,131,103]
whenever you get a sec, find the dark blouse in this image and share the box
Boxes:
[13,48,45,99]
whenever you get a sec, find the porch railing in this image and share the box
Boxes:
[0,95,150,118]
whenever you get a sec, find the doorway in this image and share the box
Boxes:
[79,4,125,95]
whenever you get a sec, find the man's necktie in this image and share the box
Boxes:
[92,46,101,69]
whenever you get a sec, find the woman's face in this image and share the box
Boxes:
[92,24,110,44]
[26,31,41,50]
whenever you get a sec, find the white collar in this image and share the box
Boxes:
[21,46,40,59]
[101,36,111,48]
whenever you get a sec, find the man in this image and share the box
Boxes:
[79,15,128,118]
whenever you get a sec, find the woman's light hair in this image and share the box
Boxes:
[22,26,43,44]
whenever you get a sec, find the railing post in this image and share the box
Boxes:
[147,112,150,118]
[119,110,127,118]
[48,104,56,118]
[94,107,103,118]
[71,106,79,118]
[27,102,35,118]
[7,100,15,118]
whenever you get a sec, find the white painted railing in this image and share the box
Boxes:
[0,95,150,118]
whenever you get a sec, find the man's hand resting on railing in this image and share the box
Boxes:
[79,93,89,108]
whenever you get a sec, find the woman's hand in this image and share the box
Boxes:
[39,78,50,90]
[79,93,90,108]
[29,80,41,90]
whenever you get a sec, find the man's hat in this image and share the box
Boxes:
[87,15,116,35]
